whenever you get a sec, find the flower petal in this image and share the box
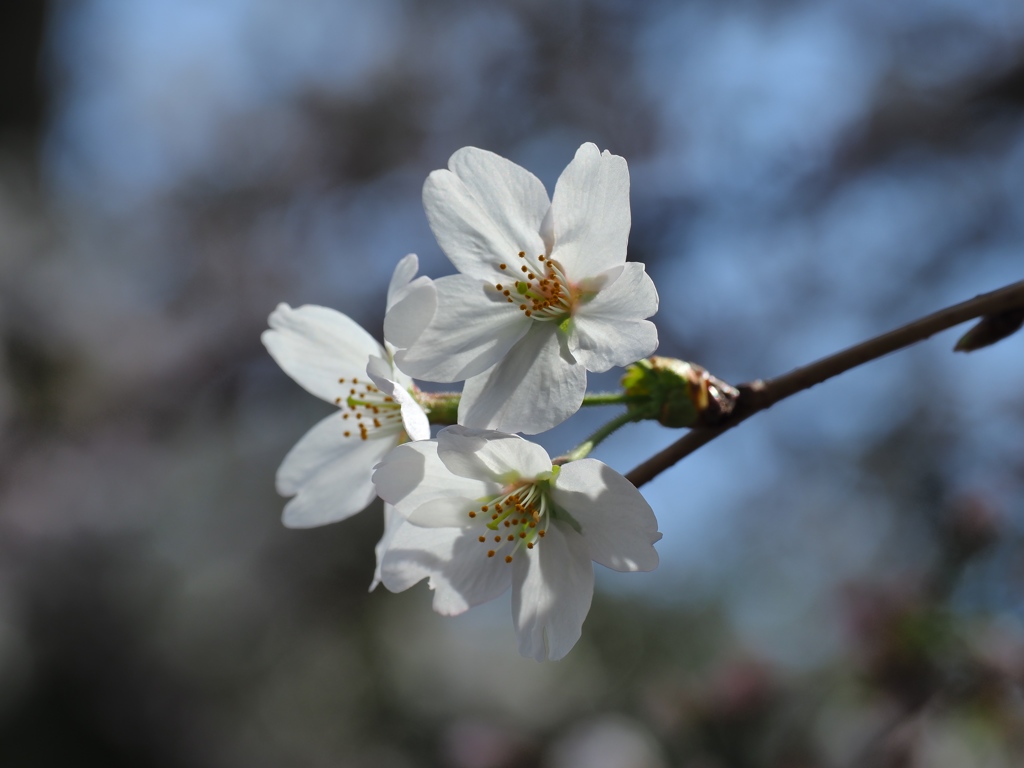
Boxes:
[384,278,437,351]
[458,322,586,435]
[511,520,595,661]
[424,147,550,281]
[406,495,487,528]
[550,459,662,572]
[365,356,430,442]
[380,525,512,615]
[384,254,437,351]
[262,303,382,405]
[568,262,660,371]
[386,253,420,308]
[371,503,404,591]
[394,274,531,382]
[373,441,495,515]
[435,426,552,483]
[549,143,631,278]
[276,413,391,528]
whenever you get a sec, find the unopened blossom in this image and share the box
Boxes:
[262,254,433,528]
[393,142,659,434]
[373,426,662,661]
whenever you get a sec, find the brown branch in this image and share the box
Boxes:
[626,279,1024,488]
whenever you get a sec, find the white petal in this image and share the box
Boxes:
[551,459,661,572]
[436,426,552,482]
[372,441,495,515]
[568,263,660,372]
[276,413,391,528]
[384,272,437,351]
[370,504,404,591]
[365,357,430,442]
[458,323,587,435]
[424,147,549,281]
[263,303,382,405]
[365,355,398,392]
[511,520,595,661]
[550,143,631,278]
[394,274,531,382]
[407,495,485,528]
[386,253,420,309]
[398,399,431,442]
[380,525,512,615]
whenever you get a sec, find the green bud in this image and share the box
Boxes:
[622,356,739,428]
[954,308,1024,353]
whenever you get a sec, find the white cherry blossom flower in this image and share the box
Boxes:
[372,426,662,661]
[262,254,432,528]
[394,142,659,434]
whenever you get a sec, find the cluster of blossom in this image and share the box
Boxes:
[263,144,662,661]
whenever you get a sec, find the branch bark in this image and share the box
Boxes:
[625,279,1024,488]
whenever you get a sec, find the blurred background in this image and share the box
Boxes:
[1,1,1023,765]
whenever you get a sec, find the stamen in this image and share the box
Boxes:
[494,251,575,323]
[335,367,409,442]
[469,478,555,561]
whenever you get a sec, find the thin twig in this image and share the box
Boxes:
[626,279,1024,488]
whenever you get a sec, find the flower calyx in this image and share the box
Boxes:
[622,356,740,428]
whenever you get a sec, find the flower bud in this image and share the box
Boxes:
[954,308,1024,352]
[622,357,739,428]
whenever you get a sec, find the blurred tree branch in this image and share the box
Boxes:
[627,279,1024,487]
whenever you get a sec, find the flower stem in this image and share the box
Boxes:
[580,391,646,407]
[564,410,639,462]
[417,390,645,426]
